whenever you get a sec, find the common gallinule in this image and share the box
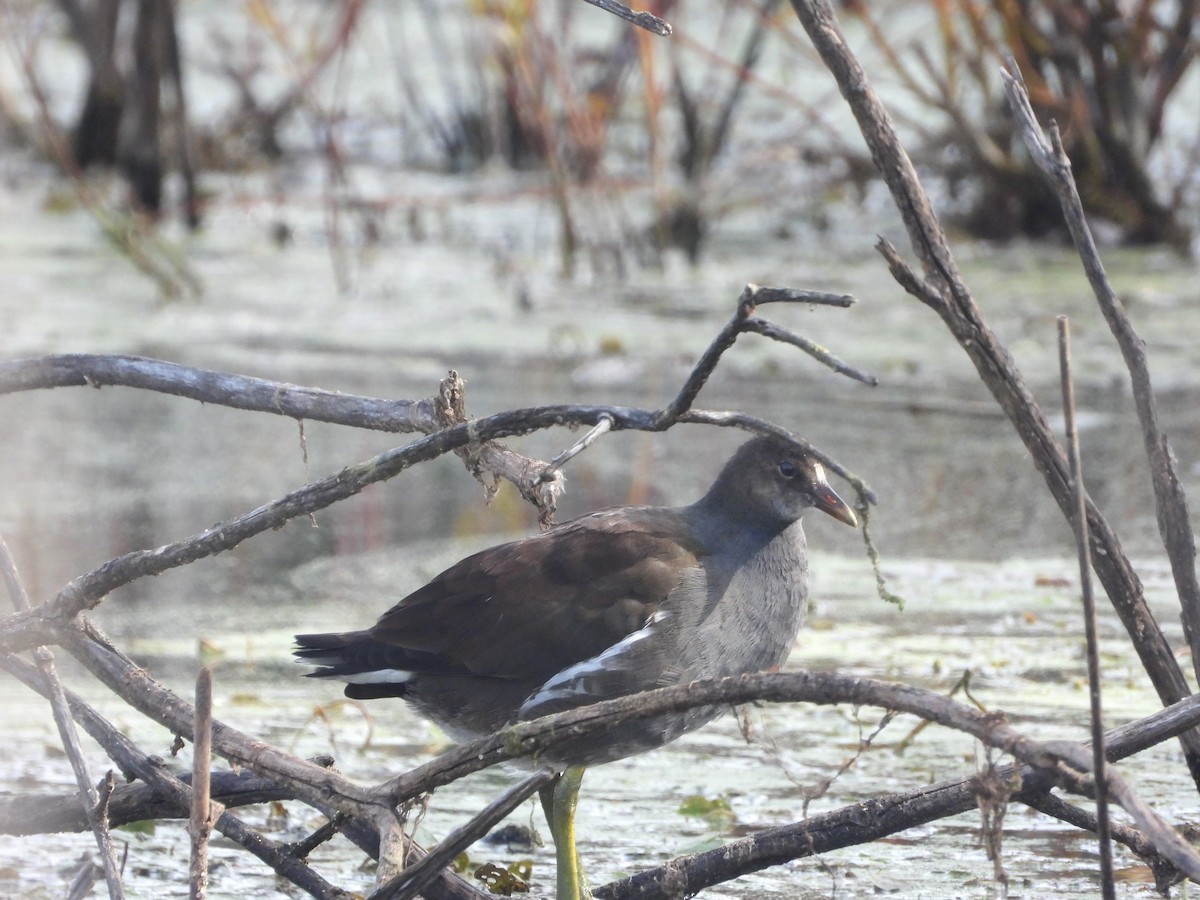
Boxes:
[296,435,857,899]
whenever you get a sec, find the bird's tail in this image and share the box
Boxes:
[293,631,414,699]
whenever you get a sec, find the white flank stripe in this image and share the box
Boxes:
[341,669,414,685]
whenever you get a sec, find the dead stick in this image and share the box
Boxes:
[1057,317,1115,898]
[190,666,221,900]
[581,0,672,35]
[787,0,1200,793]
[371,768,557,900]
[1001,62,1200,684]
[0,536,126,900]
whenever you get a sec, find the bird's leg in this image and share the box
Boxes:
[538,766,592,900]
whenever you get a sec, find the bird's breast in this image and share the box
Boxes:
[683,520,810,678]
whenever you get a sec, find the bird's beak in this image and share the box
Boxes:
[811,466,858,527]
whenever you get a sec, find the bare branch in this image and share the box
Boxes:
[580,0,672,36]
[372,769,556,900]
[787,0,1200,790]
[1057,317,1115,897]
[595,688,1200,899]
[655,283,870,427]
[0,354,436,431]
[362,670,1200,881]
[10,632,1200,896]
[742,317,878,385]
[1002,61,1200,683]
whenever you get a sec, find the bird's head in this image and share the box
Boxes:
[702,435,858,531]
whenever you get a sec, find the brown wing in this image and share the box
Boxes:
[366,508,705,683]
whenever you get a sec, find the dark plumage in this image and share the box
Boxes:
[295,435,857,767]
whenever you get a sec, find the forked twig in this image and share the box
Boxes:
[655,284,862,426]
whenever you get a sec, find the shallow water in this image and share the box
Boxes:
[0,554,1189,898]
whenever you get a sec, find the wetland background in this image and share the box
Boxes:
[1,1,1199,897]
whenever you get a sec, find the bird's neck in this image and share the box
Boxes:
[686,495,793,551]
[690,484,792,536]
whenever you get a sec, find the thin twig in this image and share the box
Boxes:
[540,414,614,482]
[741,317,878,384]
[370,769,556,900]
[1002,60,1200,684]
[0,536,126,900]
[580,0,673,37]
[787,0,1200,790]
[190,667,220,900]
[1057,317,1115,898]
[284,813,348,861]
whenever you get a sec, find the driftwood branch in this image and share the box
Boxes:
[595,690,1200,899]
[0,648,483,900]
[15,615,1200,897]
[787,0,1200,791]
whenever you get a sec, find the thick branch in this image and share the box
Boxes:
[0,354,432,431]
[364,671,1200,880]
[594,690,1200,899]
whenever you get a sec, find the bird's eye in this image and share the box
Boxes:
[778,460,797,478]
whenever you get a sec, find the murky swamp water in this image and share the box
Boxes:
[2,1,1200,896]
[2,254,1198,898]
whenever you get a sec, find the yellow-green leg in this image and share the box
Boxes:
[538,766,592,900]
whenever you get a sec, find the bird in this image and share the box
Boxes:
[295,434,858,899]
